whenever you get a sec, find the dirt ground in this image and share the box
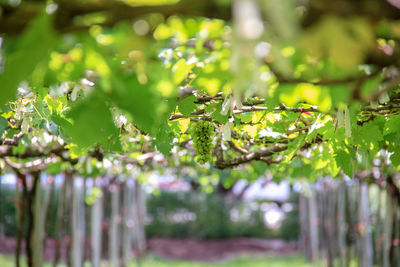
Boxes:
[147,237,299,261]
[0,236,298,262]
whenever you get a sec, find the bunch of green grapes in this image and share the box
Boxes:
[192,120,214,164]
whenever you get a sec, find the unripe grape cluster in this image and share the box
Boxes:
[192,120,214,164]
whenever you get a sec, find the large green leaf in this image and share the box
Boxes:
[153,122,174,155]
[110,74,159,134]
[390,146,400,167]
[353,122,383,152]
[0,13,56,106]
[177,95,197,116]
[64,93,120,152]
[86,39,163,136]
[384,114,400,136]
[335,149,353,177]
[208,102,228,124]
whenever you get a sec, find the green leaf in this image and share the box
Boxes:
[172,59,191,84]
[335,149,353,177]
[12,142,27,156]
[177,118,190,133]
[111,75,159,134]
[306,115,333,142]
[47,162,63,175]
[390,146,400,167]
[64,93,120,151]
[353,122,383,151]
[384,115,400,136]
[361,74,383,99]
[291,160,313,179]
[330,85,351,107]
[85,38,162,136]
[252,161,268,176]
[0,116,8,137]
[235,112,253,123]
[0,13,56,106]
[177,95,197,116]
[154,122,174,155]
[51,114,72,129]
[311,144,331,170]
[210,103,228,124]
[243,125,257,138]
[282,136,305,163]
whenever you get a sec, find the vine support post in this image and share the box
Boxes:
[308,189,319,263]
[383,190,393,267]
[122,179,133,267]
[337,182,346,267]
[71,176,84,267]
[109,178,120,267]
[91,177,104,267]
[298,194,307,258]
[53,173,68,267]
[357,182,373,267]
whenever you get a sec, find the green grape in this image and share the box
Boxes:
[192,120,214,164]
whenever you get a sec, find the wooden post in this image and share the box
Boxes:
[91,178,103,267]
[383,192,393,267]
[109,181,120,267]
[308,191,319,262]
[122,180,133,266]
[71,177,84,267]
[53,174,68,267]
[337,182,346,267]
[357,182,372,267]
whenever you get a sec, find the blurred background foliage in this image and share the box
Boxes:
[0,180,299,240]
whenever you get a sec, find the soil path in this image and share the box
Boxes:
[147,237,298,261]
[0,236,298,262]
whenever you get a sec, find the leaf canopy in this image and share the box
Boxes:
[0,0,400,182]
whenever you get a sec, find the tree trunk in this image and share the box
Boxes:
[31,173,45,267]
[16,173,28,267]
[25,173,40,267]
[43,178,55,254]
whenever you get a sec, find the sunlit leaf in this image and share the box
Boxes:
[172,59,191,84]
[177,118,190,133]
[243,125,257,138]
